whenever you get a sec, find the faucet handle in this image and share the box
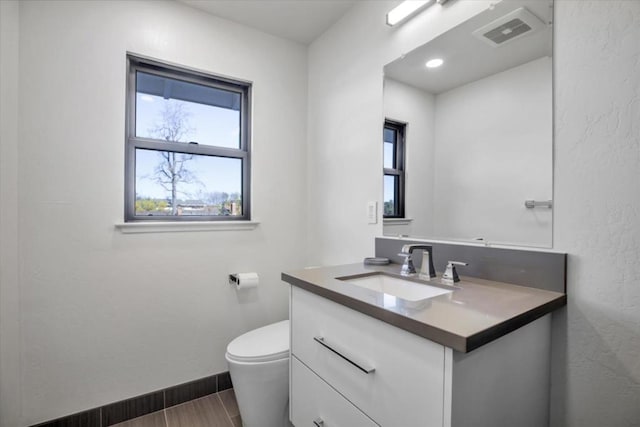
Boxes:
[442,261,468,283]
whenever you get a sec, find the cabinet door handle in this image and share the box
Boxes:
[313,336,375,374]
[313,418,324,426]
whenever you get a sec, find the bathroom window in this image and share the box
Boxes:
[125,55,251,221]
[383,119,405,218]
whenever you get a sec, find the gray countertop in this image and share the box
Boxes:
[282,263,566,353]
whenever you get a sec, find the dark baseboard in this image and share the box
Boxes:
[31,371,233,427]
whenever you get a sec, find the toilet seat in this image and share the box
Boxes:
[226,320,289,363]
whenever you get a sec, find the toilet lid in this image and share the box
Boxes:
[226,320,289,363]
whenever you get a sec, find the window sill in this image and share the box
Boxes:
[383,218,413,225]
[115,221,260,234]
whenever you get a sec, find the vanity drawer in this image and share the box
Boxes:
[291,286,446,427]
[291,356,378,427]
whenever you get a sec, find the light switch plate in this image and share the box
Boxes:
[367,201,378,224]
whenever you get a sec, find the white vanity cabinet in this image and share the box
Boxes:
[291,357,379,427]
[291,286,446,427]
[290,286,552,427]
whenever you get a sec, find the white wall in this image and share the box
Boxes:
[0,2,22,427]
[3,1,638,426]
[383,78,435,238]
[307,0,493,265]
[551,1,640,425]
[310,0,640,426]
[433,57,552,246]
[2,1,308,425]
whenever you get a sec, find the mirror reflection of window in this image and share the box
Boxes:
[383,119,406,219]
[381,0,553,247]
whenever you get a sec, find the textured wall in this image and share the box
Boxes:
[0,2,22,427]
[551,1,640,425]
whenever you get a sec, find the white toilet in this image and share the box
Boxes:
[225,320,290,427]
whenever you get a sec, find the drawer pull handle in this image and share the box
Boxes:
[313,418,324,426]
[313,336,375,374]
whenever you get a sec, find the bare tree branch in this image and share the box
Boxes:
[148,101,199,214]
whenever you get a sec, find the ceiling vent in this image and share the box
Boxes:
[473,7,545,48]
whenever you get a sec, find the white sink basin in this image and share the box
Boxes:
[338,273,453,301]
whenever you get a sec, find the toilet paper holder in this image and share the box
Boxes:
[229,272,259,289]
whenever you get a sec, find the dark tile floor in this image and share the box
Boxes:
[112,389,241,427]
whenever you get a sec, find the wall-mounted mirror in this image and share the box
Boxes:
[383,0,553,248]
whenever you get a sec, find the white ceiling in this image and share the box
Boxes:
[177,0,357,45]
[384,0,553,94]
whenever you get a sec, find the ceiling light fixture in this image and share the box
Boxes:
[425,58,444,68]
[386,1,432,26]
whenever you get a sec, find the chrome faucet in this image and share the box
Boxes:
[398,244,436,278]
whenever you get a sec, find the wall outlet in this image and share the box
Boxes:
[367,201,378,224]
